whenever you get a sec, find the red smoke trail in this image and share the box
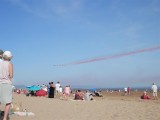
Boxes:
[54,45,160,66]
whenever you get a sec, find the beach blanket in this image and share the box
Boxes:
[14,112,35,116]
[71,99,85,101]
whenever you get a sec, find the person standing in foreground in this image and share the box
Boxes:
[0,49,4,62]
[151,83,158,100]
[0,51,13,120]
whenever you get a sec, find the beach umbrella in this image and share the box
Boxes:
[26,85,41,91]
[89,88,97,92]
[36,90,47,96]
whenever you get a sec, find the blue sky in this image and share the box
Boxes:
[0,0,160,88]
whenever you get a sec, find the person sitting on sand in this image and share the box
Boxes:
[84,91,94,101]
[141,91,151,99]
[94,91,103,97]
[74,90,84,100]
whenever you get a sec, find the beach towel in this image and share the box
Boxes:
[71,99,85,101]
[14,112,35,116]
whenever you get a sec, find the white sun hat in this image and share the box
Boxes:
[3,51,13,59]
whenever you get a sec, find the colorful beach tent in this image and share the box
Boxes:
[26,85,41,91]
[36,90,47,96]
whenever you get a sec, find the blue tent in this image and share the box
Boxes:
[26,85,41,91]
[88,88,97,92]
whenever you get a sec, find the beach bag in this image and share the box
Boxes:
[0,111,9,120]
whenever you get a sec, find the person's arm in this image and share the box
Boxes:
[9,63,13,80]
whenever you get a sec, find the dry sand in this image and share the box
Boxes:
[1,91,160,120]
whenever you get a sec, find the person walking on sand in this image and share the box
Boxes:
[151,83,158,100]
[124,87,127,96]
[127,87,131,95]
[0,51,13,120]
[63,85,71,100]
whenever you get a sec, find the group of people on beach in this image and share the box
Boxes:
[25,81,96,101]
[74,90,94,101]
[47,82,98,101]
[0,49,13,120]
[124,87,131,96]
[48,81,71,100]
[141,83,158,100]
[140,83,159,100]
[23,81,97,101]
[124,84,158,100]
[24,81,69,99]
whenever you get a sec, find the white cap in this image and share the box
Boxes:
[3,51,13,58]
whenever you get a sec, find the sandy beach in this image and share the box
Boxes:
[1,91,160,120]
